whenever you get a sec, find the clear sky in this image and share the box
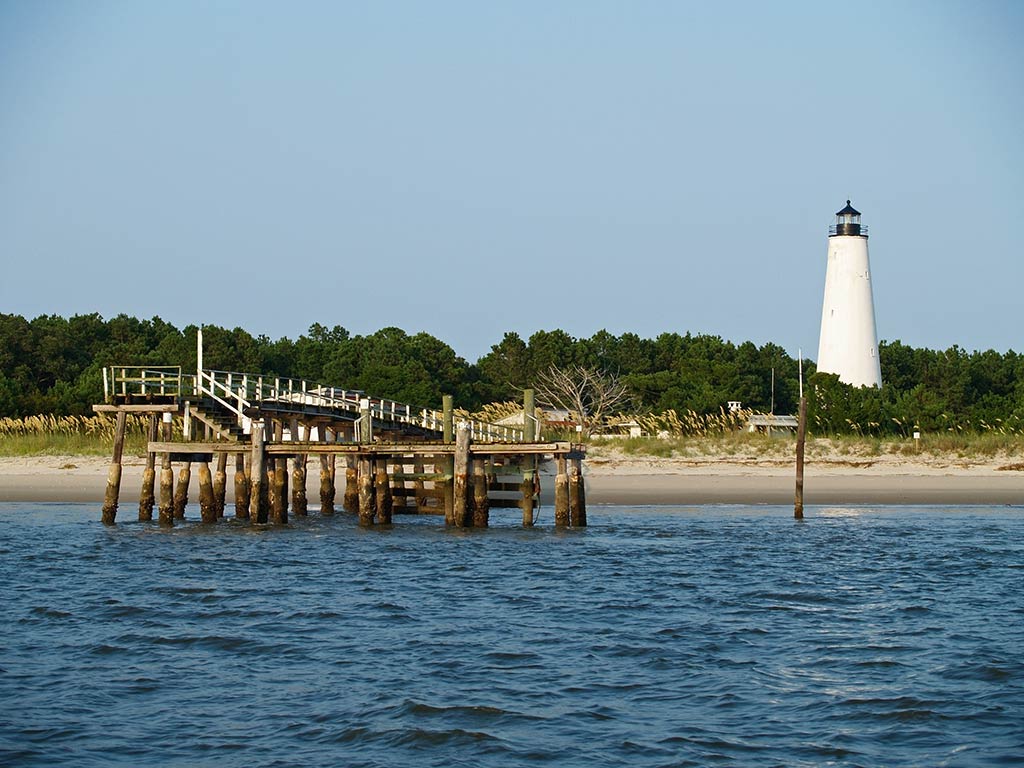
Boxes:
[1,1,1021,362]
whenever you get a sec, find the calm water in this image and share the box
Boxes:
[2,503,1023,767]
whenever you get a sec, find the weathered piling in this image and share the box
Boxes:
[795,396,807,519]
[451,424,471,527]
[291,419,307,516]
[344,456,359,514]
[292,455,308,516]
[271,462,288,525]
[569,457,586,527]
[234,453,250,519]
[319,427,335,515]
[158,414,174,525]
[249,423,269,524]
[158,452,174,527]
[414,457,428,513]
[198,462,216,523]
[554,455,570,527]
[213,451,227,518]
[520,460,535,527]
[375,458,393,524]
[139,415,158,521]
[173,462,191,519]
[358,456,375,525]
[472,456,489,527]
[101,410,127,525]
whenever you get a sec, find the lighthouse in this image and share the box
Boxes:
[816,200,882,388]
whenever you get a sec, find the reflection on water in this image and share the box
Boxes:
[2,504,1023,767]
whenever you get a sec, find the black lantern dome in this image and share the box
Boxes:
[830,200,867,237]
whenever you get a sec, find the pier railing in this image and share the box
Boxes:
[104,366,524,442]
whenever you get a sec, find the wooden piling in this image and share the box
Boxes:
[358,456,375,525]
[554,455,570,527]
[319,426,335,515]
[569,457,586,527]
[375,458,393,524]
[271,462,288,525]
[795,396,807,520]
[234,452,250,519]
[158,461,174,526]
[249,423,268,524]
[520,456,535,527]
[292,455,308,517]
[173,462,191,519]
[139,414,158,521]
[442,395,454,443]
[472,456,489,528]
[198,462,216,523]
[101,410,127,525]
[452,424,470,526]
[414,457,428,513]
[158,414,174,526]
[213,451,227,518]
[291,419,307,516]
[344,455,359,514]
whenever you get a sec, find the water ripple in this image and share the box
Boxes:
[2,504,1023,767]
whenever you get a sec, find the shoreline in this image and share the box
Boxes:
[0,454,1020,507]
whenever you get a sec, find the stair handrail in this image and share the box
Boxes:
[194,368,525,442]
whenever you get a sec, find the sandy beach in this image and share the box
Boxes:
[1,450,1020,507]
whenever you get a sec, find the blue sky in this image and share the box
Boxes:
[1,1,1021,362]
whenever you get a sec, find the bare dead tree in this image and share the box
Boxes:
[533,364,632,438]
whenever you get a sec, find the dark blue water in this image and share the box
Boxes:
[2,504,1023,767]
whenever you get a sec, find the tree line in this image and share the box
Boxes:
[0,313,1021,434]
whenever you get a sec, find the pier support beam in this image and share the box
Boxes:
[234,453,250,519]
[569,457,586,527]
[101,410,127,525]
[158,414,174,526]
[213,451,227,519]
[173,462,191,520]
[319,426,335,515]
[375,458,393,524]
[472,457,489,528]
[358,456,375,525]
[520,456,535,528]
[554,455,570,527]
[344,456,359,514]
[139,414,158,521]
[291,419,307,516]
[451,424,471,527]
[249,423,269,524]
[198,462,216,523]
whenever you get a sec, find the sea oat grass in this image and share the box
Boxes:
[0,414,153,457]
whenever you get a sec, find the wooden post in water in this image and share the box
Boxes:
[291,418,307,516]
[234,452,250,519]
[198,462,216,523]
[173,461,191,519]
[158,414,174,526]
[794,396,807,520]
[213,451,227,518]
[521,390,537,527]
[520,456,535,527]
[249,423,268,524]
[139,414,158,521]
[344,455,359,514]
[101,410,127,524]
[358,455,375,525]
[569,457,587,527]
[451,423,470,527]
[472,456,489,528]
[554,455,570,527]
[375,458,393,524]
[319,425,335,515]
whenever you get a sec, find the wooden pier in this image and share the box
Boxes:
[94,364,586,528]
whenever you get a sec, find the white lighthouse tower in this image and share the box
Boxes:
[816,200,882,387]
